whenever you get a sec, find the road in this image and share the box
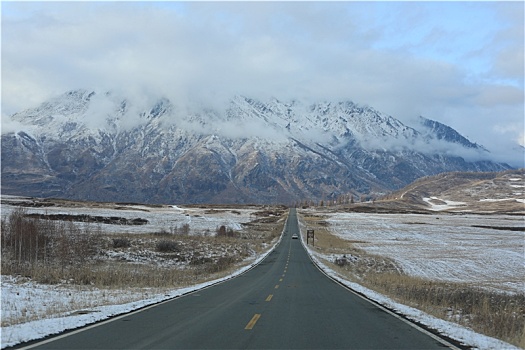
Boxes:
[23,208,455,349]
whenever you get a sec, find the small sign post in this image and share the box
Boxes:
[307,229,315,246]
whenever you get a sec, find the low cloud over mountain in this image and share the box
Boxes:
[1,90,516,204]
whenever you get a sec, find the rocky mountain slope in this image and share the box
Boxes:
[1,90,512,204]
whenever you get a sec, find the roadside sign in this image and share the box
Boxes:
[307,229,314,246]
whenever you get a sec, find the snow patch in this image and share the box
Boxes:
[422,197,466,211]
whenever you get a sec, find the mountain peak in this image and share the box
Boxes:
[1,90,512,204]
[64,89,96,101]
[417,116,482,150]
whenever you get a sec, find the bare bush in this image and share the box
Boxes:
[152,229,171,236]
[190,256,213,266]
[112,238,131,248]
[1,208,101,273]
[154,223,190,236]
[1,208,49,266]
[156,240,181,252]
[190,255,238,274]
[216,256,237,270]
[180,223,190,235]
[216,225,235,237]
[334,256,349,267]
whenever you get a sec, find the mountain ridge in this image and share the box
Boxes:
[1,89,512,204]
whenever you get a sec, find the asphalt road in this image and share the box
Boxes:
[24,208,454,349]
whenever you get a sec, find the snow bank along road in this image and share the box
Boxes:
[19,209,457,349]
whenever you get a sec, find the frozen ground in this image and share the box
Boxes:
[320,212,524,293]
[0,195,258,235]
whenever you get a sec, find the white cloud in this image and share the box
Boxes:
[0,114,26,135]
[490,2,525,84]
[1,1,523,163]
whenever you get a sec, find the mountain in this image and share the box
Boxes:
[1,89,513,204]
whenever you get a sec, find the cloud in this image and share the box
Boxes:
[1,2,523,164]
[490,2,525,83]
[193,118,289,142]
[0,114,26,135]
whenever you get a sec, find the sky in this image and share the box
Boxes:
[1,1,524,164]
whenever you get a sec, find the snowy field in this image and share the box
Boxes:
[0,195,258,235]
[320,212,524,293]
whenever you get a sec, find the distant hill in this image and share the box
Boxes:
[338,169,525,215]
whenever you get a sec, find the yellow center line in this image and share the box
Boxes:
[245,314,261,330]
[265,294,273,302]
[279,278,283,282]
[275,284,279,289]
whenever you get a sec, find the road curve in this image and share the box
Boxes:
[22,208,455,349]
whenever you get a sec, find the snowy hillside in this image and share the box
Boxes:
[1,90,512,204]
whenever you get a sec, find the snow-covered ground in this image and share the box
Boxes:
[321,212,524,293]
[422,197,467,211]
[0,195,257,235]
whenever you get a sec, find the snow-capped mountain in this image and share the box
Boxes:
[1,90,512,204]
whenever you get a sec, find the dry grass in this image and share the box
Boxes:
[301,214,525,348]
[1,207,287,290]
